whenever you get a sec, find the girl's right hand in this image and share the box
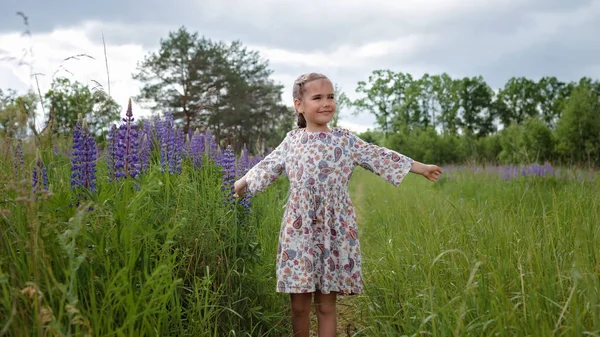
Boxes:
[233,177,248,198]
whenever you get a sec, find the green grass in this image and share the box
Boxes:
[0,139,290,336]
[2,136,599,336]
[349,167,599,336]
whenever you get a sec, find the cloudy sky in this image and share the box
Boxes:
[1,0,599,133]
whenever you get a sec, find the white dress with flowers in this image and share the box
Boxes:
[245,127,413,295]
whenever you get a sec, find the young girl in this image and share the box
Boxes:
[233,72,442,337]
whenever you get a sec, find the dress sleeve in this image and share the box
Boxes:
[349,131,413,186]
[244,132,291,195]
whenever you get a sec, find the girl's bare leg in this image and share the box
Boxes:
[314,291,337,337]
[290,293,313,337]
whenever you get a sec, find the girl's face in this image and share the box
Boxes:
[294,78,336,128]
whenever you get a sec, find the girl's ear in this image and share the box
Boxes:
[294,98,302,113]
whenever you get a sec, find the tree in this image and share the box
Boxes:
[457,76,495,137]
[496,77,540,127]
[44,77,121,137]
[431,73,461,135]
[133,27,224,135]
[133,27,287,153]
[212,40,288,152]
[555,82,600,166]
[397,77,428,129]
[418,74,436,128]
[331,83,349,128]
[537,76,570,128]
[0,89,37,139]
[353,70,411,138]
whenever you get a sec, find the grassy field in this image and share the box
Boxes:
[347,166,599,336]
[2,129,598,336]
[0,134,292,336]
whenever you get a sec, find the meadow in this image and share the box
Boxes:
[1,109,599,336]
[348,164,599,336]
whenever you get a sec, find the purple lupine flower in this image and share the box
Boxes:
[32,157,48,194]
[71,118,98,192]
[173,128,185,173]
[204,130,218,162]
[189,128,205,169]
[248,155,263,169]
[107,124,120,181]
[184,132,194,160]
[156,115,172,172]
[221,145,236,201]
[542,162,554,177]
[137,119,153,173]
[238,144,251,212]
[215,146,223,166]
[117,99,140,178]
[238,143,249,178]
[13,142,24,179]
[156,113,183,174]
[138,133,151,173]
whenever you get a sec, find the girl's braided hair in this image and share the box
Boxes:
[292,72,329,128]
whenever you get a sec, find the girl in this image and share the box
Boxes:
[233,72,442,337]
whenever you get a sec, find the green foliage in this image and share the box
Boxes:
[350,70,600,167]
[383,125,467,165]
[44,77,121,138]
[0,140,290,336]
[350,167,600,336]
[457,76,495,137]
[555,82,600,166]
[0,88,37,138]
[498,118,554,164]
[331,83,350,128]
[132,26,290,155]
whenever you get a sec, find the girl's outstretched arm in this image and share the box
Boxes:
[233,131,291,198]
[409,160,443,182]
[348,129,442,185]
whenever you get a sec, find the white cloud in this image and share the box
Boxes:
[1,0,600,136]
[0,27,149,130]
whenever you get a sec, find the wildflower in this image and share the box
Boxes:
[13,142,24,179]
[238,143,249,177]
[107,99,140,180]
[189,128,205,169]
[221,145,236,200]
[238,144,251,212]
[138,119,153,173]
[119,98,140,178]
[107,124,120,181]
[71,116,98,192]
[32,152,48,194]
[156,113,183,174]
[204,130,218,162]
[118,99,140,178]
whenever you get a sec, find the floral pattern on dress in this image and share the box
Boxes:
[245,127,413,295]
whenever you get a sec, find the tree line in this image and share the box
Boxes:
[351,70,600,167]
[1,26,599,166]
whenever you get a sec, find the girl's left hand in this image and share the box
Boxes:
[423,165,443,182]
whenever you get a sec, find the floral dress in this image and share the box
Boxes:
[245,127,413,295]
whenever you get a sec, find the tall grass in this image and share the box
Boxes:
[3,131,599,336]
[0,137,290,336]
[350,167,599,336]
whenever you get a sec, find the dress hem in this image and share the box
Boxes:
[276,286,362,296]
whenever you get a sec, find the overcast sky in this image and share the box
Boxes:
[1,0,599,133]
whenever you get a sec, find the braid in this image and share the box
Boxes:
[292,72,328,129]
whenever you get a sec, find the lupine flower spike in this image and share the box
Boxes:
[221,145,236,201]
[32,149,48,194]
[71,114,98,192]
